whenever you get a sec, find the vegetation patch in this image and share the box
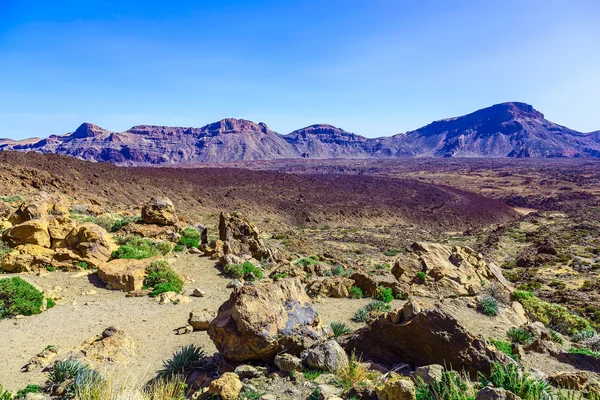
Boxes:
[479,362,551,399]
[514,290,592,335]
[415,370,474,400]
[330,321,352,338]
[506,327,533,344]
[158,344,206,378]
[0,277,49,319]
[0,195,24,203]
[224,261,263,281]
[112,236,169,260]
[490,338,520,361]
[353,300,391,322]
[349,286,363,299]
[178,226,201,249]
[375,287,394,303]
[144,260,184,297]
[477,296,499,316]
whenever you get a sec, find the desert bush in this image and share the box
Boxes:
[416,271,427,283]
[0,240,10,258]
[479,362,551,399]
[383,250,400,257]
[177,226,201,249]
[47,359,104,398]
[353,301,391,322]
[415,370,474,400]
[0,194,24,203]
[272,273,288,281]
[490,338,520,361]
[158,344,206,378]
[144,260,184,297]
[514,290,592,335]
[571,328,597,342]
[0,277,46,319]
[330,264,346,276]
[295,256,319,267]
[112,237,162,260]
[77,261,89,270]
[550,330,564,345]
[507,327,533,344]
[375,287,394,303]
[173,244,184,252]
[477,296,499,316]
[336,352,375,391]
[224,261,263,281]
[15,384,40,398]
[349,286,363,299]
[330,321,352,338]
[303,369,325,381]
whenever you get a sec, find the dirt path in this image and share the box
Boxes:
[0,253,232,391]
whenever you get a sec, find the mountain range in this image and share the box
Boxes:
[1,102,599,165]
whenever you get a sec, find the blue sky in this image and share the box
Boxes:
[1,0,599,139]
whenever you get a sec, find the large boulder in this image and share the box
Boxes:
[1,244,55,272]
[207,278,323,362]
[2,219,51,248]
[8,203,47,225]
[343,300,513,378]
[65,223,116,268]
[98,258,149,292]
[141,198,178,226]
[218,212,273,262]
[306,276,355,298]
[48,214,77,244]
[351,270,405,297]
[392,243,511,298]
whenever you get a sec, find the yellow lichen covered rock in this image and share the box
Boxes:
[98,258,149,292]
[207,372,242,400]
[1,244,55,272]
[376,372,416,400]
[2,219,51,248]
[65,223,117,268]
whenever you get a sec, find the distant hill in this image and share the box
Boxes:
[2,102,599,165]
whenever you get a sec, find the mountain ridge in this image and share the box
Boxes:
[2,102,599,165]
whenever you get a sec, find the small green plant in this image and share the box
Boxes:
[296,256,319,267]
[46,265,55,272]
[415,370,475,400]
[272,273,288,281]
[76,261,89,270]
[15,384,40,398]
[568,347,600,358]
[157,241,172,255]
[46,298,56,309]
[0,386,11,400]
[0,277,45,319]
[144,260,184,297]
[109,215,141,232]
[173,244,185,252]
[0,195,24,203]
[349,286,363,299]
[571,328,597,342]
[353,301,391,322]
[111,237,161,260]
[479,362,551,399]
[0,240,11,259]
[375,287,394,303]
[330,321,352,338]
[158,344,206,378]
[416,271,427,283]
[507,327,533,344]
[550,330,564,345]
[303,369,324,381]
[490,338,519,361]
[383,250,400,257]
[514,290,592,335]
[240,391,267,400]
[330,264,346,276]
[48,359,97,397]
[224,261,263,281]
[477,296,499,316]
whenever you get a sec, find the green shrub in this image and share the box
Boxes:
[571,328,597,342]
[173,244,184,252]
[158,344,206,378]
[178,236,199,249]
[383,250,400,257]
[550,330,564,345]
[109,215,141,232]
[181,227,201,240]
[0,194,24,203]
[514,290,592,335]
[0,386,11,400]
[330,264,346,276]
[568,347,600,358]
[272,273,288,281]
[507,327,533,344]
[144,260,184,297]
[416,271,427,283]
[0,277,45,319]
[15,385,40,398]
[477,296,499,316]
[490,338,519,361]
[415,370,475,400]
[330,321,352,338]
[45,265,55,272]
[303,369,324,381]
[353,301,391,322]
[111,237,161,260]
[375,287,394,303]
[296,256,319,267]
[46,298,56,309]
[479,362,551,399]
[224,261,263,281]
[76,261,89,270]
[48,359,93,397]
[349,286,363,299]
[374,263,389,270]
[157,241,172,255]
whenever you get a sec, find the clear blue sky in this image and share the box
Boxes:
[1,0,599,139]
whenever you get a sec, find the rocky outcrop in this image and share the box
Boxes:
[64,223,116,268]
[207,278,323,362]
[306,276,355,298]
[2,219,51,248]
[141,197,178,226]
[97,258,149,292]
[305,340,349,372]
[343,300,513,377]
[392,242,511,298]
[216,212,273,263]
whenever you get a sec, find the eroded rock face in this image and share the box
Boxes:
[141,197,178,226]
[98,258,149,292]
[2,219,51,248]
[375,373,416,400]
[392,242,511,298]
[306,276,355,298]
[207,278,322,362]
[343,300,513,377]
[65,223,116,268]
[1,244,55,272]
[218,212,273,262]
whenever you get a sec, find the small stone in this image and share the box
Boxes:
[176,325,193,335]
[227,279,243,289]
[189,309,214,331]
[413,364,443,386]
[235,365,266,379]
[274,353,303,373]
[191,288,206,297]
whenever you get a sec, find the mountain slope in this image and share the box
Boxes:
[1,102,599,164]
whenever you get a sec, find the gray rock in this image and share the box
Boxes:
[318,384,343,400]
[188,308,214,331]
[227,279,244,289]
[235,364,266,380]
[306,340,349,373]
[274,353,303,373]
[476,386,520,400]
[413,364,444,385]
[191,288,206,297]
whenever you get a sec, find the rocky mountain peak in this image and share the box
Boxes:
[70,123,110,139]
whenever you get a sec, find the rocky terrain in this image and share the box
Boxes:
[1,153,600,400]
[2,102,600,165]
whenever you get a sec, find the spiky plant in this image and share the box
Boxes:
[571,328,597,342]
[330,321,352,338]
[158,344,206,378]
[506,327,533,344]
[353,307,369,322]
[477,296,499,316]
[48,360,90,384]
